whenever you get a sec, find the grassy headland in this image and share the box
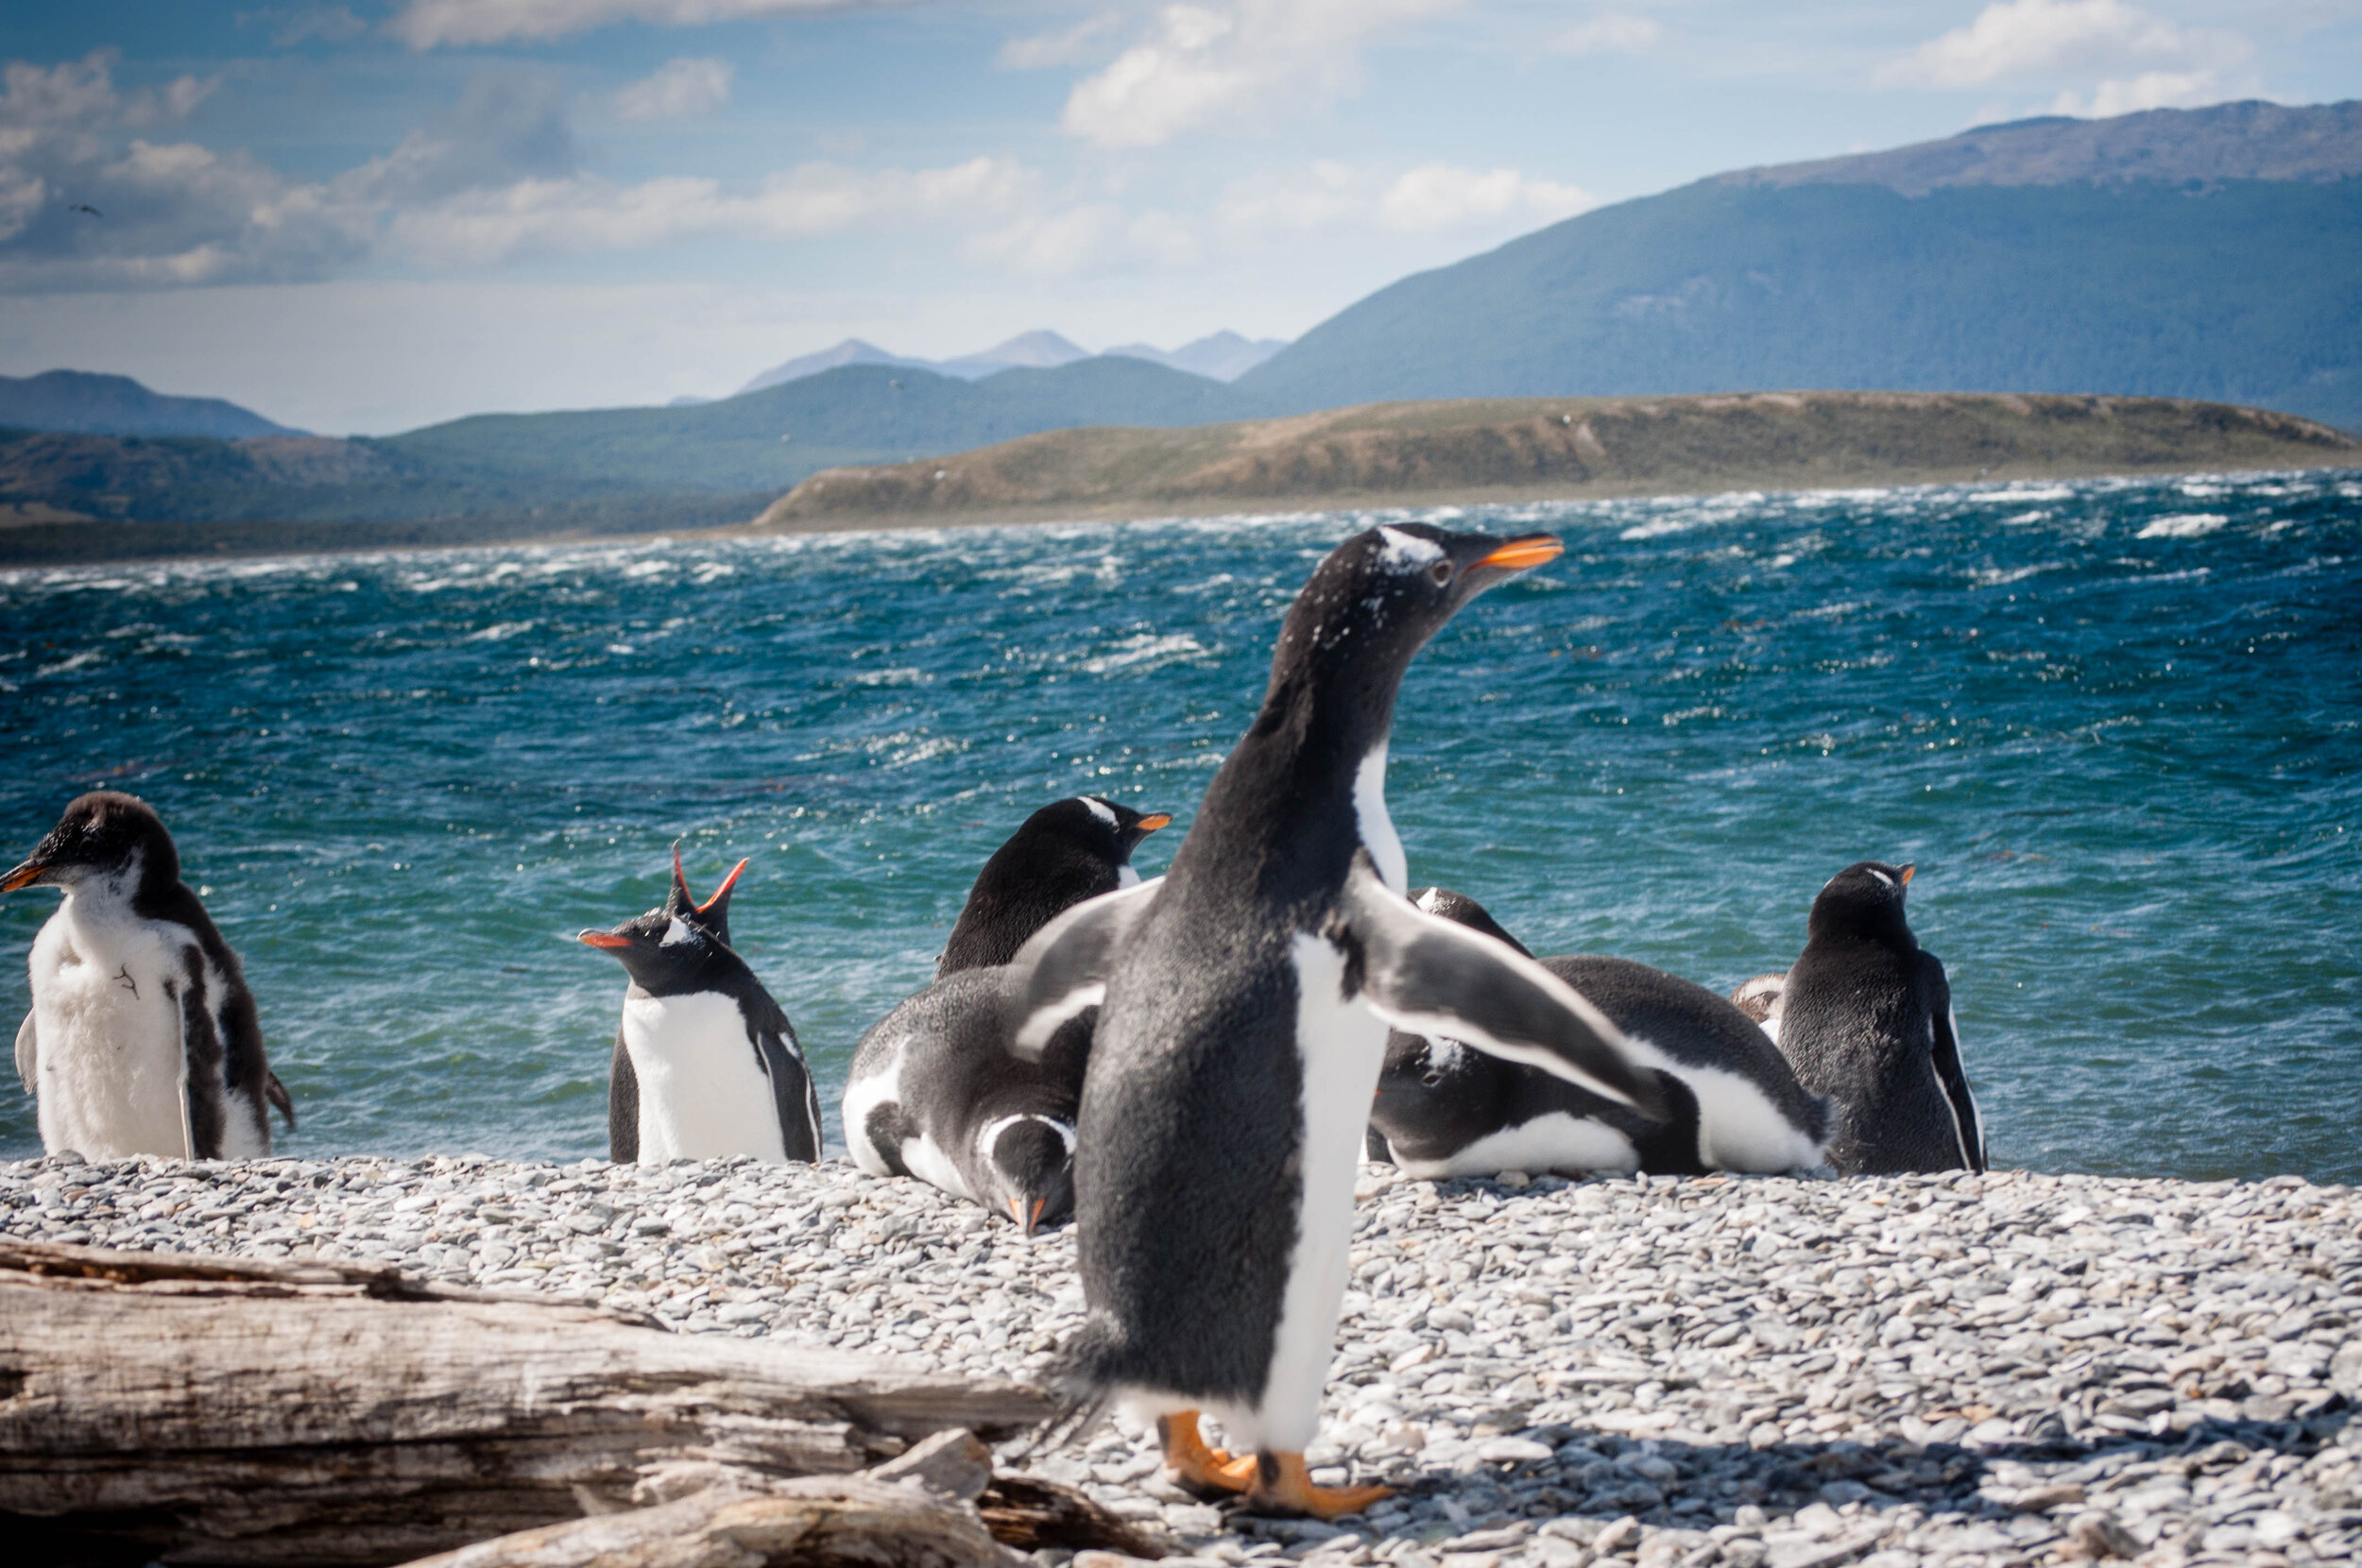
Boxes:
[752,390,2360,533]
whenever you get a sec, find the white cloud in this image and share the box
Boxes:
[1549,12,1662,57]
[611,57,734,121]
[998,12,1124,71]
[967,202,1199,279]
[387,0,909,49]
[1874,0,2236,91]
[2053,70,2228,116]
[1376,163,1594,234]
[1215,160,1593,245]
[238,5,370,46]
[386,158,1035,267]
[1060,0,1463,149]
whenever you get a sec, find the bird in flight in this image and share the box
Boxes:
[69,203,102,217]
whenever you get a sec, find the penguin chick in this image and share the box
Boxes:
[1001,524,1675,1520]
[940,796,1172,976]
[1369,887,1827,1179]
[580,847,819,1165]
[5,791,292,1159]
[1729,972,1788,1041]
[848,795,1171,1230]
[1774,861,1985,1174]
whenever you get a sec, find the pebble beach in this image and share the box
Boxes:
[6,1153,2357,1568]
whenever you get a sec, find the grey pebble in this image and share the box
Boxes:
[3,1155,2357,1568]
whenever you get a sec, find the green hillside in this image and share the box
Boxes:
[1239,175,2362,429]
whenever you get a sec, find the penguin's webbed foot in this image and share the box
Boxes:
[1240,1451,1392,1520]
[1158,1410,1251,1497]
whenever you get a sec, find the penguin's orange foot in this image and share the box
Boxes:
[1158,1411,1250,1497]
[1240,1451,1393,1520]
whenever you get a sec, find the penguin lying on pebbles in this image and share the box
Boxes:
[1002,524,1674,1519]
[580,848,820,1165]
[846,796,1170,1232]
[1366,888,1828,1178]
[1773,861,1985,1174]
[5,792,293,1159]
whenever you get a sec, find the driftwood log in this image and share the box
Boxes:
[0,1240,1056,1567]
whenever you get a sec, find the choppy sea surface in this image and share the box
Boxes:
[2,472,2356,1183]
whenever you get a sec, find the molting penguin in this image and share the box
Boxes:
[1774,861,1984,1174]
[580,848,820,1165]
[846,795,1171,1231]
[1001,524,1675,1519]
[1367,888,1828,1179]
[5,792,293,1159]
[939,796,1172,975]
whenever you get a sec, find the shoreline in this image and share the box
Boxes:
[3,458,2356,573]
[6,1153,2355,1566]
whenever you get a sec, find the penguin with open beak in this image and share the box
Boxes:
[579,845,819,1164]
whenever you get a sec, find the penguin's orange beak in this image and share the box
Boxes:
[698,858,748,913]
[577,929,634,949]
[1138,813,1172,832]
[1478,536,1564,571]
[1899,864,1915,885]
[0,861,45,893]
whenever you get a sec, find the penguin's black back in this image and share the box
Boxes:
[1777,862,1979,1174]
[938,797,1162,976]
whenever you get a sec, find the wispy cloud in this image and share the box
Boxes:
[1216,159,1592,244]
[1549,12,1662,57]
[1059,0,1463,150]
[386,0,910,50]
[1874,0,2241,92]
[610,57,733,121]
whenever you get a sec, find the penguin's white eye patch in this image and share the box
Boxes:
[660,916,694,946]
[1376,526,1445,571]
[1081,796,1119,827]
[1866,869,1894,890]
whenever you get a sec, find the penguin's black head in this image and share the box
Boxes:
[1275,524,1564,679]
[3,791,178,897]
[976,1114,1075,1236]
[578,848,751,995]
[1029,795,1172,868]
[1806,861,1918,947]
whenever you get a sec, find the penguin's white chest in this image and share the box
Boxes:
[1252,933,1391,1451]
[621,992,790,1164]
[27,902,193,1160]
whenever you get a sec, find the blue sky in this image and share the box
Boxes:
[2,0,2356,434]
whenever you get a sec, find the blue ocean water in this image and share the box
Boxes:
[1,472,2356,1183]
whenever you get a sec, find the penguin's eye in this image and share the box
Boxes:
[1421,1070,1445,1087]
[1427,561,1453,587]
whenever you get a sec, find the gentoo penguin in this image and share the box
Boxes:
[847,795,1171,1231]
[1774,861,1985,1174]
[4,792,293,1159]
[1367,888,1828,1178]
[580,847,820,1165]
[939,796,1172,976]
[1730,971,1788,1041]
[1002,524,1674,1519]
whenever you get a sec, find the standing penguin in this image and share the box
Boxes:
[1003,524,1672,1518]
[4,792,293,1159]
[939,796,1172,975]
[581,847,820,1165]
[1773,861,1984,1174]
[846,795,1170,1231]
[1368,887,1828,1179]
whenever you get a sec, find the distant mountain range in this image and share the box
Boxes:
[9,98,2361,545]
[733,329,1284,396]
[0,370,300,439]
[1237,99,2362,430]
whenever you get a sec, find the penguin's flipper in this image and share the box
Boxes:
[265,1071,296,1129]
[14,1010,33,1095]
[608,1032,640,1165]
[1004,876,1165,1058]
[1919,951,1985,1172]
[753,1028,821,1163]
[1338,854,1671,1121]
